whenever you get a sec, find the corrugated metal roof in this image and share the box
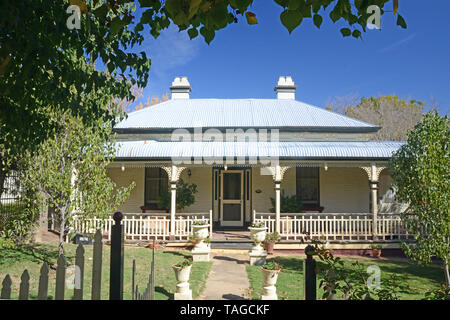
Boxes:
[115,99,378,130]
[114,141,404,160]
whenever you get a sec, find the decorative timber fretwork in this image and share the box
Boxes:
[360,163,387,182]
[161,165,187,182]
[265,165,292,182]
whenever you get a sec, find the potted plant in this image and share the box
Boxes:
[263,232,279,255]
[261,261,283,300]
[249,221,267,252]
[172,257,193,300]
[370,244,382,258]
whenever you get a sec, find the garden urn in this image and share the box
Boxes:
[172,265,192,300]
[192,224,210,250]
[249,226,267,252]
[261,268,280,300]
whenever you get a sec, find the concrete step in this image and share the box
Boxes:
[211,242,253,250]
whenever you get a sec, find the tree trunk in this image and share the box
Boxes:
[58,210,65,256]
[0,168,8,200]
[444,259,450,288]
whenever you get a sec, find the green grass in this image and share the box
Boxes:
[246,255,445,300]
[0,242,212,300]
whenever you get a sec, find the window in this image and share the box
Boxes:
[296,167,319,207]
[144,168,168,207]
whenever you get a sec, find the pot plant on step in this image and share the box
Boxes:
[263,232,279,255]
[172,257,193,300]
[370,244,382,258]
[261,261,283,300]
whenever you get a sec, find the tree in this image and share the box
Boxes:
[344,96,424,141]
[389,111,450,287]
[21,111,135,255]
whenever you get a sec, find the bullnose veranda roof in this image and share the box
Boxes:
[114,141,404,160]
[115,99,379,131]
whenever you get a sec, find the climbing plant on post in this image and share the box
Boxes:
[389,111,450,288]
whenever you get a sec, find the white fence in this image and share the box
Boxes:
[71,211,213,242]
[253,211,414,242]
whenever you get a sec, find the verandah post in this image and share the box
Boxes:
[110,211,124,300]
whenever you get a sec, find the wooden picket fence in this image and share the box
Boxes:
[71,211,212,242]
[0,230,104,300]
[132,240,156,300]
[253,211,414,242]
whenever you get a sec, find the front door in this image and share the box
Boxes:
[220,170,244,227]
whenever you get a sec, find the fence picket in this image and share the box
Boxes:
[37,262,49,300]
[92,229,103,300]
[1,275,12,299]
[19,270,30,300]
[55,254,66,300]
[73,244,85,300]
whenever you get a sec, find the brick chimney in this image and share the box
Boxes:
[274,76,297,100]
[170,76,191,100]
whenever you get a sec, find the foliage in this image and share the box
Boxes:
[175,257,193,268]
[265,232,279,243]
[0,202,38,249]
[423,284,450,300]
[158,179,198,211]
[270,192,303,213]
[192,219,208,226]
[250,221,265,228]
[369,244,382,250]
[311,239,409,300]
[0,1,150,167]
[20,111,134,255]
[345,96,425,141]
[389,111,450,287]
[262,261,283,271]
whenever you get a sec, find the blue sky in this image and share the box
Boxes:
[130,1,449,114]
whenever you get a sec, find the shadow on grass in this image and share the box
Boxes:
[155,286,173,300]
[161,250,191,259]
[0,244,62,268]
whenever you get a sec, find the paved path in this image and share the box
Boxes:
[197,254,250,300]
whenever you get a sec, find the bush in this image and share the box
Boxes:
[269,192,303,213]
[158,179,198,211]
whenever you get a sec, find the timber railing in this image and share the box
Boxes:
[253,211,414,242]
[71,210,213,242]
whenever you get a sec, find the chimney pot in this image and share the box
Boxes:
[170,76,191,99]
[274,76,297,100]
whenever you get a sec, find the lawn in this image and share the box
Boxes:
[0,242,212,300]
[246,255,445,300]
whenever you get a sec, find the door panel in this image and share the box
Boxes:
[220,170,243,227]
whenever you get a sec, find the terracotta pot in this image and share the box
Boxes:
[148,241,158,249]
[264,242,275,255]
[372,249,382,258]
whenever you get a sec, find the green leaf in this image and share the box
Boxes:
[352,29,361,38]
[187,27,198,39]
[92,4,108,20]
[397,14,407,29]
[313,14,322,29]
[340,28,351,37]
[200,26,215,44]
[280,9,303,34]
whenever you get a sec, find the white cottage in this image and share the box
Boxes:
[104,76,408,244]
